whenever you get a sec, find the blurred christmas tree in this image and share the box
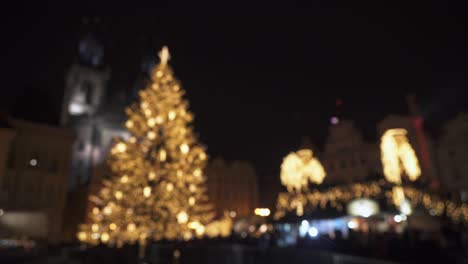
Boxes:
[77,47,221,249]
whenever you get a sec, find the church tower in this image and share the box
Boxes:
[61,19,110,189]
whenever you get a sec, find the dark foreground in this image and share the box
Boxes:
[1,241,466,264]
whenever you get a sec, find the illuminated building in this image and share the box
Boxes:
[0,117,74,243]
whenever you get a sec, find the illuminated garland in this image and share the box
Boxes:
[275,180,468,224]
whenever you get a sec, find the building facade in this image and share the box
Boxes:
[437,113,468,194]
[0,117,74,243]
[322,120,379,184]
[206,158,259,217]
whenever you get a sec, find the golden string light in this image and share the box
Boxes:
[275,180,468,224]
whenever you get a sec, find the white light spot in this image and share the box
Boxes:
[330,116,339,125]
[30,159,38,167]
[394,215,402,223]
[399,199,413,215]
[229,211,237,218]
[347,220,358,229]
[308,227,318,238]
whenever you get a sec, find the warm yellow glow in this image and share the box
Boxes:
[193,168,202,177]
[115,191,123,200]
[347,198,380,218]
[188,221,201,229]
[274,180,468,224]
[159,149,167,161]
[101,232,110,242]
[195,225,205,236]
[177,170,183,178]
[393,186,406,207]
[177,211,188,224]
[199,152,207,160]
[121,175,129,183]
[205,213,233,238]
[92,207,99,215]
[155,116,163,124]
[147,131,156,140]
[158,46,170,65]
[254,208,271,217]
[189,197,195,206]
[114,143,127,153]
[109,223,117,231]
[381,129,421,184]
[166,183,174,192]
[280,149,326,192]
[180,143,190,154]
[144,109,152,116]
[77,231,87,241]
[103,205,112,215]
[189,184,197,192]
[127,223,136,232]
[143,186,152,197]
[168,111,176,120]
[77,46,228,246]
[147,118,156,127]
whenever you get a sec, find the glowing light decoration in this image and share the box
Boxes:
[177,211,188,224]
[308,227,319,238]
[347,219,359,229]
[347,198,380,218]
[381,129,421,184]
[143,186,152,197]
[400,199,413,215]
[254,208,271,217]
[280,149,326,193]
[77,46,227,251]
[381,129,421,210]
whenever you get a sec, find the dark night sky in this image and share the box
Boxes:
[3,3,468,178]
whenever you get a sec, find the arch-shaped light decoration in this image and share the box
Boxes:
[280,149,326,193]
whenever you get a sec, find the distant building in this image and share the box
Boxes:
[61,33,139,189]
[437,113,468,194]
[206,158,259,217]
[322,120,379,184]
[0,117,74,243]
[318,116,438,186]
